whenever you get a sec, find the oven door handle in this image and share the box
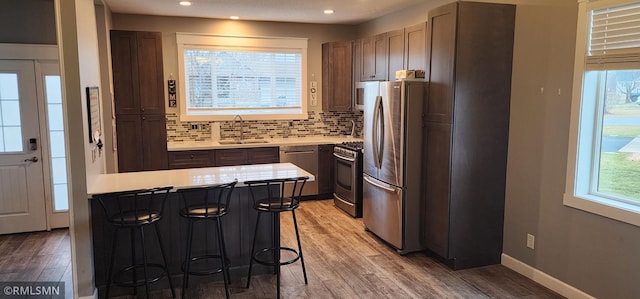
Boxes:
[333,152,356,162]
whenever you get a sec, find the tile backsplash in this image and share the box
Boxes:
[166,111,363,142]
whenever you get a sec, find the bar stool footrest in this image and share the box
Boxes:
[253,247,300,266]
[113,263,168,287]
[182,254,230,276]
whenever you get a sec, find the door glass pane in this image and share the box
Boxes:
[596,69,640,203]
[45,75,68,212]
[0,73,23,152]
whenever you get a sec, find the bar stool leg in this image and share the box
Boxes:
[105,228,119,299]
[292,210,308,284]
[217,218,231,285]
[274,212,281,299]
[155,222,176,298]
[139,227,151,299]
[130,228,138,296]
[216,218,231,299]
[182,220,194,298]
[246,212,262,288]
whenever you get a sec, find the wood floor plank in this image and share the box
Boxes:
[0,201,564,299]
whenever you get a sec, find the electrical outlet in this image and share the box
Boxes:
[190,124,198,130]
[527,233,535,249]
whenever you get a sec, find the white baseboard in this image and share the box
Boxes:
[501,254,594,299]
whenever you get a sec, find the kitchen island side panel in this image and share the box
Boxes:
[90,187,274,297]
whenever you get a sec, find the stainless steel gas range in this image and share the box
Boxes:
[333,141,363,218]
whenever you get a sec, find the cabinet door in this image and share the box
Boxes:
[361,33,388,81]
[405,22,427,72]
[215,149,248,166]
[141,114,168,170]
[425,3,457,123]
[137,32,165,115]
[247,147,280,165]
[317,144,335,195]
[422,122,452,258]
[168,150,214,169]
[115,114,143,172]
[322,41,353,112]
[387,29,405,81]
[110,31,140,115]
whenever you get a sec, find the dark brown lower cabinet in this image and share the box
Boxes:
[168,147,280,169]
[167,150,215,169]
[422,122,451,258]
[116,114,168,172]
[317,144,335,196]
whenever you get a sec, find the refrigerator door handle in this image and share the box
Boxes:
[364,175,396,192]
[378,96,385,168]
[372,95,382,169]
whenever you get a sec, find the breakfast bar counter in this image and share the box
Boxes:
[87,163,314,297]
[87,162,314,195]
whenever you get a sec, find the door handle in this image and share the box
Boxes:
[24,157,39,163]
[364,175,396,192]
[333,152,356,162]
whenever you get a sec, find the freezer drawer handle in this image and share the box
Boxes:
[364,175,395,192]
[333,152,355,162]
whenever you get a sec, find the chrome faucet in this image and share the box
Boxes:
[232,115,244,141]
[350,120,356,137]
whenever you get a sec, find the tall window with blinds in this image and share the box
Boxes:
[566,0,640,225]
[176,34,308,121]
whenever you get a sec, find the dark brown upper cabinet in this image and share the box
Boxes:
[322,41,353,111]
[360,33,388,81]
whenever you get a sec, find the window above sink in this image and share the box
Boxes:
[176,33,309,122]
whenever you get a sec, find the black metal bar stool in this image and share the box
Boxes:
[177,180,237,299]
[94,186,176,299]
[244,176,309,298]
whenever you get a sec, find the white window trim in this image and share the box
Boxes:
[564,0,640,226]
[176,33,308,122]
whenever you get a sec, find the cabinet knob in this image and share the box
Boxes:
[141,108,145,112]
[142,117,146,120]
[190,155,194,159]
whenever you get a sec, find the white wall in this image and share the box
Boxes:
[56,0,105,296]
[504,1,640,298]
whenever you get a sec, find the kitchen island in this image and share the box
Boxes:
[87,163,314,297]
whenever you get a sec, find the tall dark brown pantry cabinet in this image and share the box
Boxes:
[421,2,515,270]
[111,30,168,172]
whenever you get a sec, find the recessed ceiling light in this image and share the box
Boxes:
[179,1,191,6]
[230,16,240,20]
[324,9,334,14]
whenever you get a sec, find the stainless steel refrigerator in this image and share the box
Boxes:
[361,80,426,254]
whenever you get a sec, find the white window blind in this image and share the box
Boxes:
[177,34,308,121]
[587,1,640,68]
[184,49,302,112]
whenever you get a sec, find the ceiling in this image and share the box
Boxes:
[102,0,430,25]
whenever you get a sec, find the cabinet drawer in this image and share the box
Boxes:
[168,150,214,169]
[248,147,280,165]
[215,149,248,166]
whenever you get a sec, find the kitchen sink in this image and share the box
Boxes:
[218,139,270,145]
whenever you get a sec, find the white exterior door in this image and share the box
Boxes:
[0,60,47,234]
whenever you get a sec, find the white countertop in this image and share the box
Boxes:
[167,136,363,151]
[87,163,314,196]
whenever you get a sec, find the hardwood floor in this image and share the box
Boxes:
[0,228,73,299]
[143,199,563,298]
[0,200,562,298]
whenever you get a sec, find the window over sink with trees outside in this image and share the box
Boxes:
[565,0,640,226]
